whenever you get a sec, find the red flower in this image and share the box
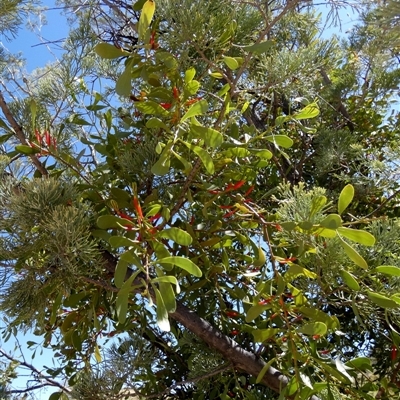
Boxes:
[225,311,239,318]
[230,329,239,336]
[160,103,172,110]
[172,87,179,100]
[392,345,398,361]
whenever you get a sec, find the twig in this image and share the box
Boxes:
[0,92,48,176]
[0,348,71,394]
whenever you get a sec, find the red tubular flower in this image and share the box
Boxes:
[172,87,179,100]
[392,345,398,361]
[226,180,246,191]
[160,103,172,110]
[225,311,239,318]
[133,196,144,221]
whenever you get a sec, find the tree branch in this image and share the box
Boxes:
[0,92,48,176]
[0,348,71,394]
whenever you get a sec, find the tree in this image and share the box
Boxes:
[0,0,400,399]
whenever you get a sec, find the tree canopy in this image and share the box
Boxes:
[1,0,400,399]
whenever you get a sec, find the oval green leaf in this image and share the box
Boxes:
[337,227,375,246]
[97,215,134,229]
[340,270,360,291]
[298,322,327,336]
[159,282,176,313]
[339,238,368,269]
[151,276,180,294]
[265,135,294,149]
[190,125,223,149]
[116,60,133,97]
[338,184,354,214]
[156,256,202,277]
[15,145,40,155]
[157,228,193,246]
[94,43,130,59]
[135,100,169,116]
[154,287,170,331]
[293,103,320,120]
[181,99,209,122]
[138,0,155,40]
[367,291,399,309]
[375,265,400,276]
[320,214,342,229]
[223,56,239,70]
[252,328,281,342]
[241,40,275,54]
[109,236,137,248]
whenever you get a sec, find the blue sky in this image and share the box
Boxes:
[0,1,361,399]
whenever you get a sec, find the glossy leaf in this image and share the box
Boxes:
[265,134,293,149]
[245,304,269,322]
[135,100,170,116]
[181,141,214,174]
[190,124,223,149]
[253,246,266,267]
[339,238,368,269]
[338,184,355,214]
[109,236,137,248]
[159,282,176,312]
[252,328,281,342]
[156,256,202,277]
[223,56,239,70]
[116,274,136,324]
[293,102,320,120]
[241,40,275,54]
[15,145,40,154]
[375,265,400,276]
[157,227,193,246]
[97,215,134,229]
[151,276,181,294]
[337,227,375,246]
[320,214,342,229]
[115,259,128,288]
[138,0,155,40]
[340,270,360,291]
[185,67,196,83]
[94,43,130,59]
[116,59,133,97]
[345,357,372,371]
[256,358,277,384]
[367,291,399,308]
[154,287,170,331]
[181,99,209,122]
[298,322,327,336]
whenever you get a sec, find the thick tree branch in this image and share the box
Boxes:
[0,92,48,176]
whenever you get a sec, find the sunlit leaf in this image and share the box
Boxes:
[375,265,400,276]
[157,227,193,246]
[159,282,176,313]
[135,100,170,116]
[190,124,223,148]
[265,135,293,148]
[156,256,202,277]
[241,40,275,54]
[15,145,40,154]
[298,322,327,336]
[94,43,130,59]
[154,287,170,331]
[367,291,399,308]
[185,67,196,83]
[338,184,354,214]
[116,59,133,97]
[337,227,375,246]
[223,56,239,70]
[181,99,209,122]
[151,276,181,294]
[138,0,155,40]
[340,270,360,291]
[293,102,320,120]
[339,238,368,269]
[256,358,276,384]
[252,328,281,342]
[320,214,342,229]
[181,140,214,174]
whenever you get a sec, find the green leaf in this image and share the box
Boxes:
[340,270,360,291]
[265,135,293,148]
[151,142,173,176]
[156,256,202,277]
[245,304,269,323]
[286,264,317,281]
[338,184,354,214]
[339,238,368,269]
[181,140,214,174]
[115,259,128,288]
[135,100,169,116]
[154,287,170,331]
[133,0,147,11]
[116,59,133,97]
[181,99,209,122]
[320,214,342,229]
[97,215,134,229]
[15,144,40,154]
[252,328,281,342]
[109,236,137,248]
[116,274,136,324]
[138,0,155,40]
[94,43,130,59]
[146,117,171,131]
[190,124,223,149]
[253,246,266,267]
[94,344,102,363]
[223,56,239,70]
[157,227,193,246]
[298,322,327,336]
[249,149,273,159]
[367,291,399,308]
[241,40,275,54]
[375,265,400,276]
[185,80,200,96]
[159,282,176,312]
[49,392,62,400]
[337,227,375,246]
[256,358,276,384]
[185,67,196,83]
[293,103,320,120]
[151,276,180,294]
[345,357,372,371]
